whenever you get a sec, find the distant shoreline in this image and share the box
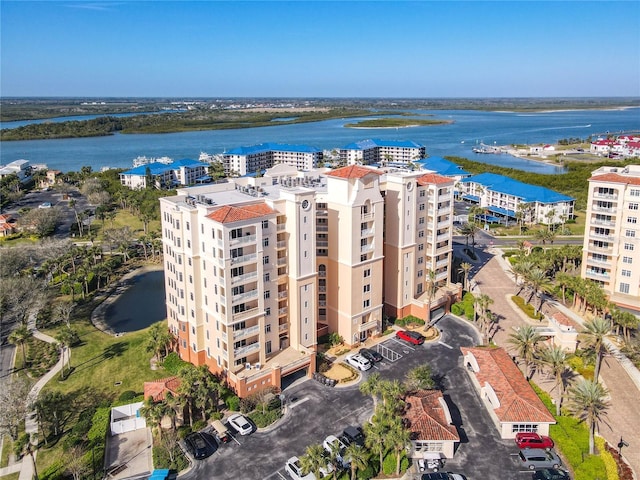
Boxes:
[495,105,640,114]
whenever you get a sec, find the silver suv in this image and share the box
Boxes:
[518,448,562,470]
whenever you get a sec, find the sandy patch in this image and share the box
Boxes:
[324,363,355,381]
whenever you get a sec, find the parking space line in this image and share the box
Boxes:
[229,433,241,446]
[438,341,453,349]
[391,338,415,351]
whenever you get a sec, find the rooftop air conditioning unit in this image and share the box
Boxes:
[245,363,251,370]
[255,363,261,370]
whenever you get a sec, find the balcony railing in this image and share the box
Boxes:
[231,271,258,285]
[437,220,450,229]
[437,234,449,242]
[361,212,374,220]
[233,324,260,340]
[316,225,329,232]
[318,286,326,292]
[278,307,288,316]
[232,307,260,321]
[360,228,374,237]
[589,232,612,241]
[594,192,618,200]
[585,270,610,279]
[358,319,378,332]
[591,219,615,227]
[232,289,258,304]
[231,253,257,265]
[277,224,286,231]
[276,241,287,249]
[592,206,617,213]
[318,300,327,307]
[277,257,287,266]
[279,323,288,332]
[278,290,288,299]
[360,243,374,253]
[318,271,326,278]
[436,270,449,281]
[588,257,609,264]
[316,241,329,247]
[234,342,260,358]
[589,243,612,252]
[316,209,328,216]
[230,234,256,246]
[436,259,449,268]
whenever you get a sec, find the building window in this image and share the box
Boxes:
[418,244,424,251]
[363,299,370,308]
[363,284,370,293]
[418,230,424,238]
[512,424,538,433]
[186,221,190,230]
[630,203,639,210]
[624,243,634,251]
[626,230,636,237]
[265,307,271,316]
[263,256,269,264]
[262,220,269,229]
[364,269,371,277]
[628,217,638,224]
[266,341,272,354]
[418,257,424,264]
[265,324,271,333]
[264,290,270,299]
[417,270,423,277]
[623,256,633,264]
[620,283,630,294]
[621,269,632,277]
[263,238,269,247]
[630,189,640,197]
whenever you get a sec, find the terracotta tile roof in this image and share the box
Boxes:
[325,165,382,179]
[461,347,555,424]
[551,312,575,327]
[404,390,460,442]
[206,202,276,224]
[0,214,14,223]
[143,376,181,402]
[417,173,452,186]
[590,173,640,186]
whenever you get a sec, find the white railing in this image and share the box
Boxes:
[231,253,257,265]
[279,323,288,332]
[588,257,608,264]
[318,286,326,292]
[316,241,329,247]
[437,221,450,229]
[232,307,260,321]
[594,192,618,200]
[436,259,449,268]
[592,206,617,213]
[233,324,260,340]
[360,243,374,253]
[231,271,258,285]
[437,234,449,242]
[278,307,288,316]
[316,225,329,232]
[277,257,287,266]
[590,232,612,241]
[589,243,612,251]
[318,300,327,307]
[277,224,286,231]
[232,289,258,304]
[592,219,615,226]
[278,290,288,299]
[358,319,378,332]
[277,241,287,249]
[230,234,256,246]
[361,212,374,220]
[436,271,449,281]
[234,342,260,357]
[360,228,374,237]
[585,270,609,279]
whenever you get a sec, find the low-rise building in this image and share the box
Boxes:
[404,389,460,460]
[222,143,323,176]
[340,139,426,166]
[461,346,556,439]
[0,214,17,237]
[0,159,31,182]
[458,173,575,225]
[120,159,208,189]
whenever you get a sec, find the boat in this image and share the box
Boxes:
[132,155,173,167]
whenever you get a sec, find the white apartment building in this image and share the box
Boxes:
[340,139,426,166]
[120,159,208,189]
[159,164,458,396]
[581,165,640,315]
[222,143,323,176]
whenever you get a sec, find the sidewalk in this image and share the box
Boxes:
[473,247,640,477]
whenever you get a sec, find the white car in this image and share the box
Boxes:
[285,456,315,480]
[345,353,372,371]
[322,434,350,467]
[227,413,253,435]
[38,202,52,209]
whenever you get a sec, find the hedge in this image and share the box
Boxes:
[511,295,543,320]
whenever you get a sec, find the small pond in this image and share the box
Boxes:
[104,270,166,333]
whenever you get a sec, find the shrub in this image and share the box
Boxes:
[152,445,189,471]
[39,461,64,480]
[317,333,330,345]
[381,451,409,475]
[595,436,619,480]
[118,390,139,403]
[511,295,543,320]
[225,394,240,411]
[239,397,256,414]
[87,407,110,445]
[163,352,188,374]
[328,332,344,347]
[248,408,282,428]
[192,420,207,432]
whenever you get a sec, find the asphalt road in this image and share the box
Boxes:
[182,316,538,480]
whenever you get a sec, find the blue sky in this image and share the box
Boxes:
[1,1,639,97]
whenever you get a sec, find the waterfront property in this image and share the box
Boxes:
[458,173,575,225]
[119,158,208,189]
[581,164,640,315]
[415,156,471,185]
[591,135,640,157]
[222,143,323,176]
[159,164,459,396]
[461,346,556,439]
[0,159,31,182]
[339,139,426,166]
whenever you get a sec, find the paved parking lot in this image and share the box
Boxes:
[182,316,543,480]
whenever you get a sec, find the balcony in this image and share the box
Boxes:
[316,225,329,232]
[276,241,287,249]
[591,219,615,227]
[233,324,260,340]
[277,223,286,231]
[436,259,449,268]
[437,220,450,229]
[436,233,449,242]
[360,228,374,237]
[588,243,612,252]
[277,257,287,266]
[358,319,378,332]
[589,232,612,241]
[318,285,326,293]
[316,241,329,247]
[361,212,374,220]
[232,289,258,304]
[316,209,328,217]
[587,256,609,264]
[278,307,288,316]
[234,342,260,358]
[318,271,326,278]
[318,300,327,307]
[232,307,261,322]
[230,234,256,246]
[277,276,287,284]
[436,270,449,281]
[231,271,258,285]
[278,290,288,299]
[592,206,617,213]
[594,192,618,200]
[231,253,257,265]
[360,243,374,253]
[279,323,288,333]
[585,269,610,279]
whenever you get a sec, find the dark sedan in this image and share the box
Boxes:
[359,348,383,363]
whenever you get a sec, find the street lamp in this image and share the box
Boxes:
[618,437,629,455]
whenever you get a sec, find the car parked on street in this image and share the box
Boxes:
[515,432,554,450]
[396,329,425,345]
[421,473,467,480]
[184,432,213,459]
[345,353,372,371]
[359,347,382,363]
[228,413,253,435]
[518,448,563,470]
[531,469,570,480]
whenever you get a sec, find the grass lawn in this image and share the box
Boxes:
[76,210,161,242]
[490,210,586,237]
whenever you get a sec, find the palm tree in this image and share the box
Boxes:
[8,324,32,367]
[538,345,569,416]
[458,262,472,292]
[424,269,437,325]
[364,420,388,475]
[55,326,78,380]
[554,272,572,305]
[458,224,475,248]
[508,325,542,380]
[344,443,368,480]
[568,379,610,455]
[405,365,435,392]
[359,372,382,410]
[140,398,165,440]
[524,268,552,315]
[387,423,411,475]
[299,444,328,479]
[379,379,405,406]
[146,322,172,361]
[581,317,612,381]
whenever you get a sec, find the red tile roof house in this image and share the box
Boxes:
[403,389,460,460]
[460,347,555,439]
[0,214,16,237]
[143,376,185,428]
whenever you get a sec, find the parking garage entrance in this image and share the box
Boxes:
[281,367,309,391]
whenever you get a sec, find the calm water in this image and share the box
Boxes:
[104,270,166,333]
[1,108,638,174]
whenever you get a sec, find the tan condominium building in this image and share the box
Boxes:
[582,165,640,315]
[159,164,458,397]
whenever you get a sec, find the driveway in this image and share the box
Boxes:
[182,316,530,480]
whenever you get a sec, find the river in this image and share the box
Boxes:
[1,107,638,174]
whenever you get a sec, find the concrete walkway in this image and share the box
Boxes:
[469,245,640,477]
[0,317,69,480]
